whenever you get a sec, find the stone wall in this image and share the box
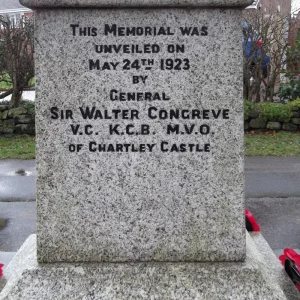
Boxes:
[0,105,35,135]
[245,106,300,132]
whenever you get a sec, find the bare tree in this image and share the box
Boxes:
[243,11,290,102]
[286,18,300,76]
[0,16,34,108]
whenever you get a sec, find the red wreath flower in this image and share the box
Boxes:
[279,249,300,291]
[245,209,260,232]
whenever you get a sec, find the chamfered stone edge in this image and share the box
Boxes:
[20,0,254,8]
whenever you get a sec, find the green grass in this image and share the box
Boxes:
[245,131,300,156]
[0,135,35,159]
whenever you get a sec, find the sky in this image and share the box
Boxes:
[292,0,300,13]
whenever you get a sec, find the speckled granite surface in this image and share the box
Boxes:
[20,0,253,8]
[33,8,245,263]
[0,233,297,300]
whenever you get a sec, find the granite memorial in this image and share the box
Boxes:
[0,0,299,299]
[35,3,246,264]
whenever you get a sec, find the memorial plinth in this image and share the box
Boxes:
[30,2,246,264]
[1,233,299,300]
[1,0,298,299]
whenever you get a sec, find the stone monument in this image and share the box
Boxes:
[33,3,246,264]
[0,0,299,299]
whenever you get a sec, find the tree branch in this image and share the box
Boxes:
[0,89,13,99]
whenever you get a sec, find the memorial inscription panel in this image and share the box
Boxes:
[36,8,245,262]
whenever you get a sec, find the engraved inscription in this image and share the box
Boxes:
[50,23,232,154]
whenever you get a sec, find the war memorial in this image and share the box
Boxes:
[0,0,299,298]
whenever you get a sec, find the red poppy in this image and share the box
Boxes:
[279,248,300,291]
[245,209,260,232]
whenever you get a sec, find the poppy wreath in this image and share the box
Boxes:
[279,249,300,292]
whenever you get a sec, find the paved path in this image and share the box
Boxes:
[245,157,300,253]
[245,157,300,198]
[0,202,36,252]
[246,197,300,252]
[0,160,35,202]
[0,201,36,285]
[0,160,36,275]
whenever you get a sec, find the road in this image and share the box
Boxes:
[0,157,300,255]
[0,160,35,202]
[245,157,300,198]
[245,156,300,255]
[0,160,36,256]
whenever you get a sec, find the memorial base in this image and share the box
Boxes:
[0,234,299,300]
